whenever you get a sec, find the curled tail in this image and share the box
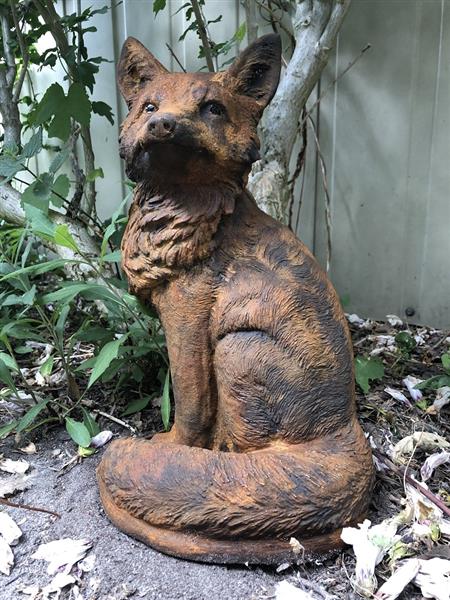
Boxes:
[97,419,373,564]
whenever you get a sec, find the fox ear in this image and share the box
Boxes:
[226,34,281,109]
[117,37,168,107]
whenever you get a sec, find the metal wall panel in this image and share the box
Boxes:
[30,1,449,327]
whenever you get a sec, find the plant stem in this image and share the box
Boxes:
[190,0,215,72]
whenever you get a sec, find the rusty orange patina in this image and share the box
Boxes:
[97,34,374,564]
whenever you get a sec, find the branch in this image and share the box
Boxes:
[244,0,258,44]
[0,183,103,262]
[0,7,16,88]
[10,0,29,103]
[190,0,215,72]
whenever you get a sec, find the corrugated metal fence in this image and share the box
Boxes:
[33,1,450,327]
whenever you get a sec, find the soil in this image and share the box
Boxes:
[0,316,449,600]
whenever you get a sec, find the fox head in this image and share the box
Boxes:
[117,34,281,189]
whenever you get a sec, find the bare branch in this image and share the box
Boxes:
[10,0,29,103]
[166,43,186,73]
[190,0,215,72]
[243,0,258,44]
[0,8,16,88]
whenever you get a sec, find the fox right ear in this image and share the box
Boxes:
[117,37,168,107]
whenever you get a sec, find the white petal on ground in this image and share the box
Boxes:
[32,538,92,575]
[414,558,450,600]
[341,518,400,597]
[0,458,30,474]
[346,313,365,326]
[275,581,317,600]
[386,315,403,327]
[41,573,75,600]
[384,387,411,406]
[392,432,450,463]
[78,552,95,573]
[427,386,450,415]
[89,431,113,448]
[0,474,32,498]
[375,558,420,600]
[0,511,22,545]
[420,451,450,482]
[19,584,40,598]
[0,535,14,575]
[402,375,423,402]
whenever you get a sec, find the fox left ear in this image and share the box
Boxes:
[117,37,168,107]
[226,34,281,110]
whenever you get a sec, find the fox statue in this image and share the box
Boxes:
[97,34,374,564]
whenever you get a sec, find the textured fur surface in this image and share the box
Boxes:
[97,34,374,564]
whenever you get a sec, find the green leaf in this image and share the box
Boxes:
[24,204,55,236]
[0,352,18,371]
[39,355,54,377]
[50,174,70,207]
[0,154,22,180]
[234,21,246,43]
[54,224,80,252]
[395,331,416,355]
[48,110,71,141]
[21,175,53,213]
[355,356,384,394]
[92,101,114,125]
[22,129,43,158]
[161,369,171,431]
[0,258,70,282]
[32,83,66,125]
[415,398,429,411]
[121,395,151,417]
[0,358,17,391]
[441,353,450,374]
[100,193,130,256]
[81,407,101,437]
[0,420,17,439]
[86,167,104,182]
[66,82,91,126]
[16,399,49,433]
[153,0,166,15]
[65,417,91,448]
[88,335,128,388]
[21,285,36,305]
[49,147,70,174]
[101,250,121,263]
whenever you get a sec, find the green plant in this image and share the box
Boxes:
[355,355,384,394]
[0,1,169,443]
[416,353,450,391]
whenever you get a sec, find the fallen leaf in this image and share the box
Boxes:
[421,451,450,482]
[32,538,92,575]
[0,511,22,545]
[90,430,113,449]
[275,580,316,600]
[386,315,403,327]
[427,387,450,415]
[341,518,400,597]
[0,535,14,575]
[0,458,30,474]
[402,376,423,402]
[0,474,32,497]
[375,558,420,600]
[19,442,37,455]
[384,387,411,406]
[392,432,450,463]
[289,537,304,556]
[414,557,450,600]
[41,572,75,600]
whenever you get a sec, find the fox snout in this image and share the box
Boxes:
[148,114,176,140]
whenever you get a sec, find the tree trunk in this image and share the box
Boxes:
[247,0,352,223]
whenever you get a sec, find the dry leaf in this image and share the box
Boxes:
[32,538,92,575]
[421,451,450,482]
[341,518,400,597]
[402,376,423,402]
[0,474,32,497]
[427,387,450,415]
[19,443,37,455]
[0,458,30,475]
[0,535,14,575]
[275,581,316,600]
[289,537,304,556]
[41,573,75,600]
[414,557,450,600]
[392,432,450,463]
[384,387,411,406]
[0,511,22,545]
[386,315,403,327]
[375,558,420,600]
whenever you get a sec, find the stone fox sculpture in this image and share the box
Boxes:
[97,34,374,564]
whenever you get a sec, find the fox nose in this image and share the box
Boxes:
[148,114,176,139]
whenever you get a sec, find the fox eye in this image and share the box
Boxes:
[145,103,157,113]
[202,101,226,117]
